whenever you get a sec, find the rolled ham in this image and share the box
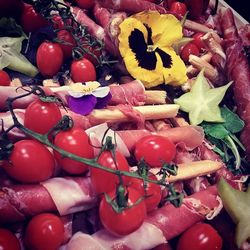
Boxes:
[0,177,97,224]
[63,186,221,250]
[219,8,250,161]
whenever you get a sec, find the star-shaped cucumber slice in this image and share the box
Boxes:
[174,70,232,125]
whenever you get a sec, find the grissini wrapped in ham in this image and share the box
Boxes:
[0,177,97,224]
[63,186,222,250]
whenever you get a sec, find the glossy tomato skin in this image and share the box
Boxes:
[75,0,95,9]
[177,223,223,250]
[0,228,21,250]
[36,42,63,77]
[0,70,11,86]
[57,30,76,59]
[193,32,206,52]
[54,127,94,174]
[24,213,64,250]
[21,3,48,33]
[24,99,62,134]
[170,1,187,16]
[3,140,55,183]
[70,58,96,83]
[128,173,162,212]
[99,187,146,236]
[180,42,200,63]
[90,150,130,194]
[134,135,176,168]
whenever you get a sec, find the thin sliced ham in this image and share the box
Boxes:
[42,177,97,216]
[0,177,97,223]
[63,186,221,250]
[97,0,168,14]
[109,80,146,106]
[117,126,204,152]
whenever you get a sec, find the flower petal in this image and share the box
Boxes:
[68,95,97,115]
[92,86,110,98]
[132,12,183,47]
[95,92,112,109]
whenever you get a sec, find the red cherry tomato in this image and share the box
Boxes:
[90,150,130,194]
[0,228,21,250]
[177,223,223,250]
[36,42,63,77]
[24,213,64,250]
[3,140,55,183]
[24,99,62,135]
[193,32,206,52]
[99,187,146,235]
[70,58,96,83]
[21,3,48,33]
[54,127,94,174]
[83,45,102,66]
[128,173,162,212]
[170,1,187,16]
[0,70,11,86]
[57,30,76,59]
[180,42,200,63]
[75,0,95,9]
[134,135,176,168]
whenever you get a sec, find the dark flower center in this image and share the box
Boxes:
[128,24,173,71]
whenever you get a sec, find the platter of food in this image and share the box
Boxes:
[0,0,249,249]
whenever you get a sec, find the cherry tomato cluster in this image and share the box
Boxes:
[180,32,206,63]
[14,1,99,82]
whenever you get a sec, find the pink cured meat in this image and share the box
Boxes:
[0,177,97,224]
[219,8,250,160]
[0,86,38,111]
[109,80,146,106]
[0,184,56,224]
[117,125,204,152]
[146,185,220,240]
[72,6,119,57]
[93,3,111,28]
[64,186,221,250]
[97,0,168,14]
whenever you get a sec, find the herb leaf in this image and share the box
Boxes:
[221,106,245,133]
[202,123,229,139]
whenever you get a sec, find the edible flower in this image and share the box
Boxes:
[118,11,187,88]
[67,81,111,115]
[174,70,232,125]
[218,178,250,248]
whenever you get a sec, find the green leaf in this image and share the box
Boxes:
[202,122,229,139]
[221,106,245,133]
[0,36,38,77]
[0,17,25,38]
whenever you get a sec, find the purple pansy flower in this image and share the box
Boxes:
[66,81,112,115]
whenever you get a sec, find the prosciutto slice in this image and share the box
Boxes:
[219,8,250,160]
[0,177,97,224]
[117,125,204,152]
[97,0,168,14]
[63,186,221,250]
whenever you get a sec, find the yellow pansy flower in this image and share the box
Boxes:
[118,11,187,88]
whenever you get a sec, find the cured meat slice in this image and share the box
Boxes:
[97,0,168,14]
[219,8,250,160]
[63,186,221,249]
[109,80,146,106]
[0,177,97,224]
[117,125,204,152]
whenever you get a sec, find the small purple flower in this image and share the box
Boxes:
[66,81,112,115]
